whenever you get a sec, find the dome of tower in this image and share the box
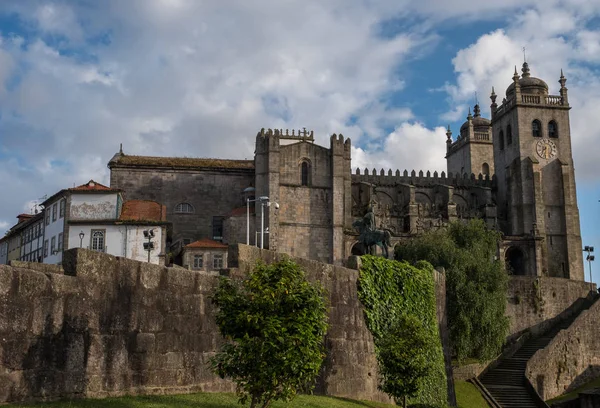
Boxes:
[506,62,548,97]
[460,104,491,133]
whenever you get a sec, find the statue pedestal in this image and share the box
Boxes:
[346,255,362,270]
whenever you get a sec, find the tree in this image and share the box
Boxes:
[377,314,432,408]
[209,259,329,408]
[395,219,509,362]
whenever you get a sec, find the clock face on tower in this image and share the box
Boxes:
[536,139,557,160]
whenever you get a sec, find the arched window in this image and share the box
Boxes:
[505,247,525,275]
[300,161,311,186]
[532,120,541,137]
[91,230,105,253]
[506,125,513,145]
[175,202,194,214]
[482,163,490,176]
[499,130,504,150]
[548,120,558,138]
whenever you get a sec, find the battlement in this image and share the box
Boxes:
[352,167,494,188]
[330,133,351,153]
[256,127,315,142]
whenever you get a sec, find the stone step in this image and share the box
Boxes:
[480,370,524,386]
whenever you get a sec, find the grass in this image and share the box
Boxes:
[7,393,396,408]
[455,381,488,408]
[6,382,490,408]
[546,376,600,404]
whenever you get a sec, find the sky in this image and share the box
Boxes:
[0,0,598,283]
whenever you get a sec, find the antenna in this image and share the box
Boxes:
[522,46,527,62]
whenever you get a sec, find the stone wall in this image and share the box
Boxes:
[228,245,390,402]
[506,276,595,339]
[526,297,600,400]
[0,250,233,403]
[110,167,254,245]
[0,246,401,404]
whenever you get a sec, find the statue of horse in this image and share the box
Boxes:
[352,219,392,258]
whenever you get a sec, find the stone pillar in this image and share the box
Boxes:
[254,129,280,252]
[331,134,349,265]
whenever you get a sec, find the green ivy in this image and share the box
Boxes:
[357,256,448,407]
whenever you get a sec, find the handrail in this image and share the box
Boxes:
[468,377,502,408]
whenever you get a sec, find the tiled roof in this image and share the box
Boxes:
[69,180,117,192]
[108,154,254,170]
[120,200,167,222]
[185,238,228,249]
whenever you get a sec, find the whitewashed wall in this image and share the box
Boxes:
[0,241,7,264]
[44,198,65,265]
[67,224,164,264]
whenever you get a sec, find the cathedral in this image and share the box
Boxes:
[108,62,583,280]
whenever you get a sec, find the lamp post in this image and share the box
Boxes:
[79,231,85,248]
[246,196,269,247]
[245,196,278,249]
[584,246,595,292]
[143,229,155,263]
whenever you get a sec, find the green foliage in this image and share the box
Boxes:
[357,256,447,407]
[376,315,432,403]
[209,259,329,408]
[395,219,509,362]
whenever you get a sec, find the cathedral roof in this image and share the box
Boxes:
[108,153,254,170]
[506,62,548,97]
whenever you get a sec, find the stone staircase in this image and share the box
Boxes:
[478,295,598,408]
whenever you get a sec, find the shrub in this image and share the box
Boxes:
[210,259,328,408]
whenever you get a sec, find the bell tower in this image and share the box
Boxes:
[491,62,583,280]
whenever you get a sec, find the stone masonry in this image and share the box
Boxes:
[0,246,401,404]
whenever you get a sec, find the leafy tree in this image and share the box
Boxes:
[209,259,328,408]
[377,314,432,408]
[395,219,509,362]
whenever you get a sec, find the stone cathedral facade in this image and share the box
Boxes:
[108,62,583,281]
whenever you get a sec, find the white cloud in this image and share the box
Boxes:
[439,2,600,181]
[1,0,600,237]
[352,123,447,173]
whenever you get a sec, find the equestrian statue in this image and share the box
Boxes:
[353,205,392,258]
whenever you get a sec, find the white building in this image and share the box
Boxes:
[41,180,168,265]
[0,236,7,265]
[19,213,44,262]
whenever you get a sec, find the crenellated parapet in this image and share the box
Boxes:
[352,168,495,188]
[330,133,352,159]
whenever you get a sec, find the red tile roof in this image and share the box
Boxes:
[120,200,167,222]
[69,180,115,192]
[185,238,228,249]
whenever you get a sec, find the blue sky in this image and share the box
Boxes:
[0,0,598,283]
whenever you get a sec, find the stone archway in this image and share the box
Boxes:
[505,246,526,275]
[351,242,366,256]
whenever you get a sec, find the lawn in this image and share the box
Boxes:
[7,393,396,408]
[7,382,488,407]
[455,381,488,408]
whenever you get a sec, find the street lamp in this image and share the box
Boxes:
[246,196,278,249]
[143,229,155,263]
[79,231,85,248]
[584,246,595,292]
